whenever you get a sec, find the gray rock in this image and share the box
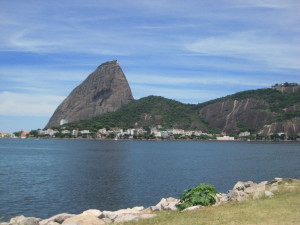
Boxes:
[114,206,144,215]
[199,98,274,135]
[245,181,267,194]
[40,222,59,225]
[150,206,161,212]
[101,218,112,224]
[114,214,139,223]
[61,223,79,225]
[62,214,105,225]
[253,191,264,200]
[9,215,40,225]
[269,185,279,192]
[151,197,179,212]
[99,211,117,221]
[40,213,75,225]
[82,209,102,218]
[215,193,229,204]
[227,189,248,202]
[265,191,274,198]
[46,60,134,128]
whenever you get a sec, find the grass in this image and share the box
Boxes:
[124,182,300,225]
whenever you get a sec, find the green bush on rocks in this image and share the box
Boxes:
[177,183,219,210]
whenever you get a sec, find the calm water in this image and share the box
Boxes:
[0,139,299,220]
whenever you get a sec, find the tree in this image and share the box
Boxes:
[13,131,23,137]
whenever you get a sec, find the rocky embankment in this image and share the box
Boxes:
[1,177,299,225]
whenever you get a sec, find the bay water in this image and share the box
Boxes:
[0,138,299,220]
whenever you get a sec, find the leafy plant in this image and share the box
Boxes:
[176,183,219,210]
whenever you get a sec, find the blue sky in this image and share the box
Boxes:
[0,0,299,132]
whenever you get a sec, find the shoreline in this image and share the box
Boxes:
[1,177,299,225]
[2,137,300,142]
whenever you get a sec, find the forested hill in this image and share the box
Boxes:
[58,83,300,135]
[62,96,213,132]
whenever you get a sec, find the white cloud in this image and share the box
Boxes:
[185,32,300,70]
[127,73,270,87]
[0,92,65,116]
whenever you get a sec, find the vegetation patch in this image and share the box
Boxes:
[176,183,219,210]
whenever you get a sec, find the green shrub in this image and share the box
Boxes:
[176,183,219,210]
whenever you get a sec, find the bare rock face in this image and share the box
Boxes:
[199,99,274,133]
[258,117,300,136]
[273,85,300,94]
[46,60,134,128]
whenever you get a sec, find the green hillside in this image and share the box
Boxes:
[62,96,212,132]
[197,85,300,124]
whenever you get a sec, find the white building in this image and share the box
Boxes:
[45,129,58,136]
[72,130,79,136]
[167,129,185,135]
[216,136,235,141]
[80,130,90,134]
[62,130,70,134]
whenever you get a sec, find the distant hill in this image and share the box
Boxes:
[197,84,300,135]
[59,83,299,136]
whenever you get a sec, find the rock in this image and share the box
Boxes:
[45,60,134,128]
[150,206,160,211]
[114,214,139,223]
[199,98,274,134]
[253,191,264,200]
[82,209,102,218]
[215,193,229,204]
[245,181,267,194]
[140,207,152,214]
[151,197,179,212]
[233,181,246,191]
[101,218,112,224]
[269,185,279,192]
[45,222,60,225]
[265,191,274,198]
[40,213,75,225]
[274,177,283,182]
[62,214,105,225]
[99,211,118,221]
[9,215,40,225]
[114,206,144,215]
[227,190,248,202]
[61,223,79,225]
[182,205,203,212]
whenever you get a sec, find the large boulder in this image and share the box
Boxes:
[81,209,102,218]
[62,214,105,225]
[40,213,75,225]
[150,197,179,211]
[244,181,267,194]
[9,215,40,225]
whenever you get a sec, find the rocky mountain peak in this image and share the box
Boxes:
[45,60,134,128]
